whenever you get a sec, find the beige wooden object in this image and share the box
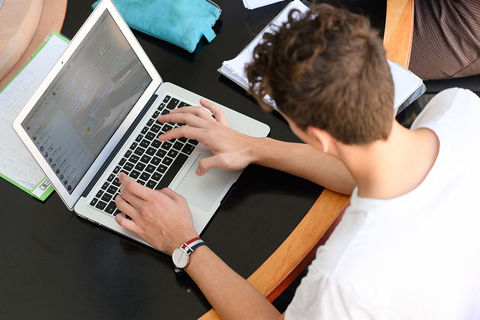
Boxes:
[0,0,68,90]
[0,0,43,81]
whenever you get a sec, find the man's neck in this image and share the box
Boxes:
[340,121,439,199]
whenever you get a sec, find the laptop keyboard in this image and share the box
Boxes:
[89,95,198,215]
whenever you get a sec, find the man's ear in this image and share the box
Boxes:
[306,126,333,154]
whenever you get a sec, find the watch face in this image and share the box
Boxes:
[172,248,189,269]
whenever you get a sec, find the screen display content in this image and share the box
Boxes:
[22,11,152,194]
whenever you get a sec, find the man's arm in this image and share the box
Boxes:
[115,174,283,320]
[158,99,355,195]
[185,246,282,319]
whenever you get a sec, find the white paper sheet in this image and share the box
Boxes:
[0,35,68,190]
[243,0,285,10]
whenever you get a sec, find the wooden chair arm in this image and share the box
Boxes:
[384,0,414,67]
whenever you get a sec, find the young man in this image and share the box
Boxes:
[114,4,480,319]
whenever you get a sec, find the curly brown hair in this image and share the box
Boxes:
[246,4,394,144]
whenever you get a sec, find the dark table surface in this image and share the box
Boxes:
[0,1,325,319]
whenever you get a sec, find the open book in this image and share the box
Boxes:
[219,0,424,112]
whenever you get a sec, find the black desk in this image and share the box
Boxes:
[0,1,323,319]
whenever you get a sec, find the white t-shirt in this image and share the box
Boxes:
[285,88,480,320]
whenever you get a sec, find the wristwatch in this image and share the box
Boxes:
[172,237,205,271]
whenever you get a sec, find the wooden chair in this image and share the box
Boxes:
[198,1,414,318]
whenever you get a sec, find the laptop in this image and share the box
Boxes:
[13,0,270,247]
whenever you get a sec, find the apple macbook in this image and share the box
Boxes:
[13,0,270,247]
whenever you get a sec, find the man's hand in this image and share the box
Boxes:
[115,173,198,255]
[158,99,262,176]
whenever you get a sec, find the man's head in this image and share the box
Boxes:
[247,4,394,146]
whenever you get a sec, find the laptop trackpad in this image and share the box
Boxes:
[175,153,234,211]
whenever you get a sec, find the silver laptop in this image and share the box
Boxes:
[13,0,269,247]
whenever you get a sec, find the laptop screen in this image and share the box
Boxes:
[21,11,152,194]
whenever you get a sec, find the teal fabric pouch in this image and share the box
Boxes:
[92,0,221,53]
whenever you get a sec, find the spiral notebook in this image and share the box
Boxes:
[0,33,69,200]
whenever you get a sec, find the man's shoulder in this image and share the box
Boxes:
[412,88,480,129]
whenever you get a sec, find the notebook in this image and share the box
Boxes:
[13,0,269,247]
[219,0,425,113]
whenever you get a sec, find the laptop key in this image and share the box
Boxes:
[125,150,132,158]
[146,147,156,156]
[152,172,162,181]
[101,182,109,190]
[167,149,178,158]
[140,172,150,181]
[155,153,188,190]
[107,186,118,195]
[151,156,161,166]
[173,142,183,151]
[146,180,157,189]
[113,178,121,187]
[141,127,148,134]
[119,158,127,166]
[166,98,179,110]
[101,193,112,202]
[130,170,140,179]
[145,132,155,141]
[145,164,155,173]
[152,111,160,119]
[135,134,143,142]
[90,198,98,206]
[140,139,150,148]
[124,162,134,171]
[107,174,114,182]
[96,201,107,210]
[162,157,173,165]
[188,139,199,146]
[134,147,146,156]
[113,166,121,174]
[158,164,167,173]
[147,119,154,126]
[130,142,138,150]
[105,202,116,214]
[151,124,161,133]
[161,142,172,151]
[138,180,146,186]
[135,162,146,171]
[181,144,195,155]
[156,149,166,158]
[162,124,173,132]
[129,154,140,163]
[141,155,151,163]
[178,102,188,108]
[152,140,161,148]
[163,95,170,103]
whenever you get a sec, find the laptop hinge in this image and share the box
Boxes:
[82,93,160,198]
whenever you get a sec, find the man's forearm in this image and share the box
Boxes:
[251,138,355,195]
[185,246,281,320]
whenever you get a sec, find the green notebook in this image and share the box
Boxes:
[0,33,69,200]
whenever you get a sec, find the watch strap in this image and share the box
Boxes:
[174,237,206,273]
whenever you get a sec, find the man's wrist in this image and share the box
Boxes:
[248,136,269,165]
[172,236,205,272]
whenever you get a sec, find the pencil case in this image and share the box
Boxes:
[92,0,221,53]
